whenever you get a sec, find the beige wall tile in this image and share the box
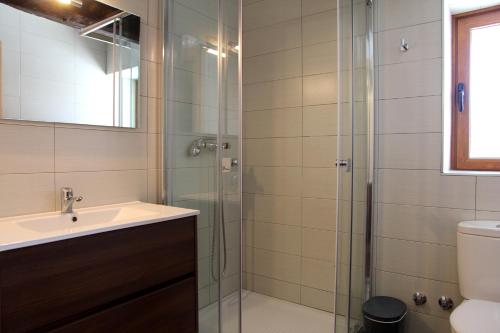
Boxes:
[300,286,334,312]
[302,10,336,46]
[244,78,302,111]
[243,166,302,196]
[252,248,301,283]
[244,108,302,138]
[243,193,302,225]
[303,73,337,106]
[245,138,302,167]
[303,167,337,199]
[405,311,451,333]
[243,0,301,31]
[377,203,474,246]
[376,237,458,282]
[301,257,335,291]
[303,41,337,75]
[303,104,337,136]
[147,169,159,203]
[243,19,301,57]
[0,173,55,218]
[55,128,147,172]
[302,0,337,16]
[378,169,476,209]
[376,0,441,32]
[302,227,336,262]
[302,197,336,230]
[378,96,442,134]
[0,124,54,174]
[249,221,301,255]
[243,48,302,84]
[303,136,337,168]
[476,210,500,220]
[245,273,301,303]
[378,133,442,170]
[477,177,500,212]
[378,58,442,99]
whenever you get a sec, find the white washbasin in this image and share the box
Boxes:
[0,202,199,252]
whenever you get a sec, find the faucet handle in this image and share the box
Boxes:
[75,196,83,202]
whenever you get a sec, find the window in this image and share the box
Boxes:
[451,6,500,171]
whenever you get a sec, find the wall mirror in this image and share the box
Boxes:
[0,0,140,128]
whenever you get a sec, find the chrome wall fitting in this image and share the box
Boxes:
[400,38,409,52]
[438,296,454,310]
[412,292,427,306]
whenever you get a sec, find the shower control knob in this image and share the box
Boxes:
[412,292,427,306]
[438,296,454,310]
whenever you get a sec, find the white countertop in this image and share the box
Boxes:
[0,202,199,252]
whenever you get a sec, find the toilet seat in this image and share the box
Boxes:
[450,299,500,333]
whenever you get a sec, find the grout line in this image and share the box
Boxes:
[243,71,337,86]
[376,18,443,34]
[377,55,443,68]
[375,268,459,286]
[375,235,457,248]
[298,0,304,305]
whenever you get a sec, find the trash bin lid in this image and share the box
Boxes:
[362,296,407,322]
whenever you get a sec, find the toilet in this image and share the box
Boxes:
[451,221,500,333]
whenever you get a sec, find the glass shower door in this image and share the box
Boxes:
[336,0,374,332]
[163,0,242,332]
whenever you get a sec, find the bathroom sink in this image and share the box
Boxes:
[0,202,199,252]
[18,206,157,232]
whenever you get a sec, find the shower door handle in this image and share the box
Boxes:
[336,159,352,172]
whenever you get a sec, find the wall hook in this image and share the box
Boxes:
[400,38,409,52]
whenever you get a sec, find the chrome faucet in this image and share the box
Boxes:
[61,187,83,214]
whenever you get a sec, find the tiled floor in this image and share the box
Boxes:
[200,291,342,333]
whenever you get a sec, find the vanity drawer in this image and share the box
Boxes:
[51,277,197,333]
[0,216,196,333]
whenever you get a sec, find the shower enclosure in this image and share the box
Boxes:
[163,0,374,332]
[163,0,242,332]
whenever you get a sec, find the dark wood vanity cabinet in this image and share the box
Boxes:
[0,216,198,333]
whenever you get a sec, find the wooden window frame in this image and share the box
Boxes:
[451,5,500,171]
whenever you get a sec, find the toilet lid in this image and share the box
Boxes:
[451,300,500,333]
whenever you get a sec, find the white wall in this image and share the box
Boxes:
[0,0,162,219]
[373,0,500,332]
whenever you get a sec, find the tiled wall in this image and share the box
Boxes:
[242,0,338,312]
[373,0,500,332]
[0,0,162,219]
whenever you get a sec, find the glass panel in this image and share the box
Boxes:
[336,0,354,331]
[469,24,500,158]
[164,0,241,332]
[164,0,221,332]
[336,0,374,332]
[219,0,242,332]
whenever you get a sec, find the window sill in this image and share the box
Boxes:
[442,168,500,176]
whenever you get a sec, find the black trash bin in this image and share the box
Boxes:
[362,296,407,333]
